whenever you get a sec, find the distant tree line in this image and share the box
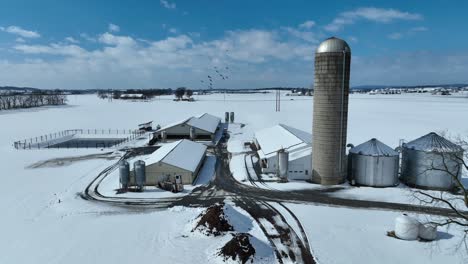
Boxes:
[97,89,173,100]
[0,92,67,110]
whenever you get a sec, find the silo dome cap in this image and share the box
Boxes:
[316,37,351,54]
[403,132,463,152]
[349,138,398,156]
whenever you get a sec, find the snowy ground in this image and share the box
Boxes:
[1,92,467,263]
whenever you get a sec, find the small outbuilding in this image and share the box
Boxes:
[348,138,399,187]
[254,124,312,180]
[401,132,464,191]
[156,113,221,140]
[120,93,147,100]
[131,139,207,185]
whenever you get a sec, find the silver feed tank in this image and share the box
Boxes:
[277,149,289,181]
[401,132,463,191]
[134,160,146,190]
[161,130,167,142]
[230,112,235,123]
[348,138,399,187]
[189,127,196,140]
[225,112,229,122]
[119,160,130,189]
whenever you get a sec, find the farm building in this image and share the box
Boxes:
[120,93,147,100]
[254,124,312,180]
[156,113,221,140]
[131,139,207,185]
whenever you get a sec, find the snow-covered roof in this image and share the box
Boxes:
[349,138,398,156]
[403,132,463,153]
[187,113,221,134]
[144,139,207,172]
[156,113,220,134]
[157,117,191,131]
[289,146,312,161]
[255,124,312,156]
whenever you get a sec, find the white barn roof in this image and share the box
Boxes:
[187,113,221,134]
[156,113,220,134]
[255,124,312,157]
[144,139,207,172]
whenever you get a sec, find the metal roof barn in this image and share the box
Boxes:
[255,124,312,180]
[156,113,220,140]
[137,139,207,185]
[401,132,464,191]
[348,138,399,187]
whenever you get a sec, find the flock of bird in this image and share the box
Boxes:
[200,50,231,89]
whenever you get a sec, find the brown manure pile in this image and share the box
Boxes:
[193,203,233,236]
[219,233,256,263]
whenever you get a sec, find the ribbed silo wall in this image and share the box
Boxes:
[311,52,351,185]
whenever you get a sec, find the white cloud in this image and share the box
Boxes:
[65,37,79,43]
[14,43,86,57]
[15,38,25,43]
[388,26,428,40]
[0,25,40,38]
[108,23,120,32]
[160,0,176,9]
[325,7,423,32]
[282,27,318,43]
[3,27,318,89]
[169,28,178,34]
[388,32,403,40]
[299,20,315,29]
[80,33,96,42]
[349,36,358,43]
[98,32,136,46]
[410,26,428,32]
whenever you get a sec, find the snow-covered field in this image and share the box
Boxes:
[0,92,467,264]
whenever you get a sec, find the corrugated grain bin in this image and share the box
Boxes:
[348,138,399,187]
[401,132,463,191]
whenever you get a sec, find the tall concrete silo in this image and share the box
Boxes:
[311,37,351,185]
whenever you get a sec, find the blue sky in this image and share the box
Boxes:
[0,0,467,89]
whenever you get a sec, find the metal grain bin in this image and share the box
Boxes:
[134,160,146,190]
[119,160,130,189]
[348,138,399,187]
[401,132,463,191]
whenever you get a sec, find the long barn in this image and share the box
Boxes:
[132,139,207,185]
[156,113,221,140]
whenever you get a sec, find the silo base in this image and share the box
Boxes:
[310,175,345,185]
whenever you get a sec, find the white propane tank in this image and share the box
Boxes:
[419,224,437,241]
[395,214,420,240]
